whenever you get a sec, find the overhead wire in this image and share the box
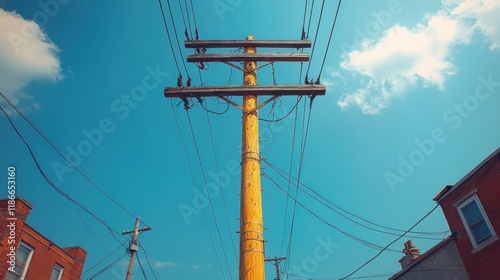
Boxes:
[339,204,441,279]
[136,252,149,280]
[157,0,182,75]
[85,252,128,280]
[263,171,401,253]
[0,91,149,228]
[264,160,446,240]
[317,0,342,81]
[203,106,239,262]
[305,0,326,83]
[0,104,126,245]
[170,100,227,280]
[189,0,199,39]
[139,244,159,280]
[184,0,194,38]
[185,110,234,279]
[178,0,191,39]
[284,97,315,273]
[73,203,113,252]
[82,242,128,277]
[165,0,190,79]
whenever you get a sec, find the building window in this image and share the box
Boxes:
[50,264,64,280]
[457,194,496,248]
[5,242,34,280]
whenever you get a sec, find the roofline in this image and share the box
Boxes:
[389,236,454,280]
[23,224,86,262]
[434,147,500,203]
[0,197,34,210]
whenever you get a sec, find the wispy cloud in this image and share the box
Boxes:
[154,260,178,268]
[0,9,61,106]
[336,0,500,114]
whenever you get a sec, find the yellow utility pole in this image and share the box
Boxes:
[240,35,265,280]
[164,36,325,280]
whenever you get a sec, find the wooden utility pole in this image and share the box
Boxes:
[239,35,264,280]
[122,217,152,280]
[265,257,286,280]
[164,36,325,280]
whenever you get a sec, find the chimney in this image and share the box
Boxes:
[398,240,420,269]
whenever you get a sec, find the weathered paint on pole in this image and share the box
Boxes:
[239,35,265,280]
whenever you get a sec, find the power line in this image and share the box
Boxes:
[85,252,128,280]
[82,242,127,277]
[284,97,315,273]
[170,100,227,280]
[139,244,159,280]
[73,202,113,252]
[185,110,234,279]
[165,0,190,78]
[305,0,326,83]
[306,0,316,39]
[0,104,126,244]
[204,107,239,262]
[279,96,301,257]
[157,0,182,75]
[317,0,342,80]
[262,171,401,253]
[264,160,448,237]
[300,0,309,40]
[178,0,191,40]
[189,0,199,39]
[136,252,149,280]
[0,91,147,227]
[339,204,441,279]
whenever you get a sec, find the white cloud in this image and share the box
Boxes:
[336,0,499,115]
[451,0,500,50]
[154,260,178,268]
[0,9,61,106]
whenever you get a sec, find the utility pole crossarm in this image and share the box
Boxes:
[187,53,309,63]
[185,40,312,49]
[164,85,326,98]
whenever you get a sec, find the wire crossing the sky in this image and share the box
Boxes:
[0,91,149,227]
[0,104,126,246]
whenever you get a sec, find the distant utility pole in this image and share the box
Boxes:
[122,217,152,280]
[164,36,325,280]
[265,257,286,280]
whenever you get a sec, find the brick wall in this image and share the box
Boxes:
[0,198,33,279]
[0,198,87,280]
[437,151,500,279]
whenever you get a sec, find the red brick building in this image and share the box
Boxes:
[0,198,87,280]
[433,147,500,279]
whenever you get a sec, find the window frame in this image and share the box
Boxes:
[50,263,64,280]
[6,241,34,280]
[457,194,497,250]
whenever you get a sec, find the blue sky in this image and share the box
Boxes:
[1,0,499,279]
